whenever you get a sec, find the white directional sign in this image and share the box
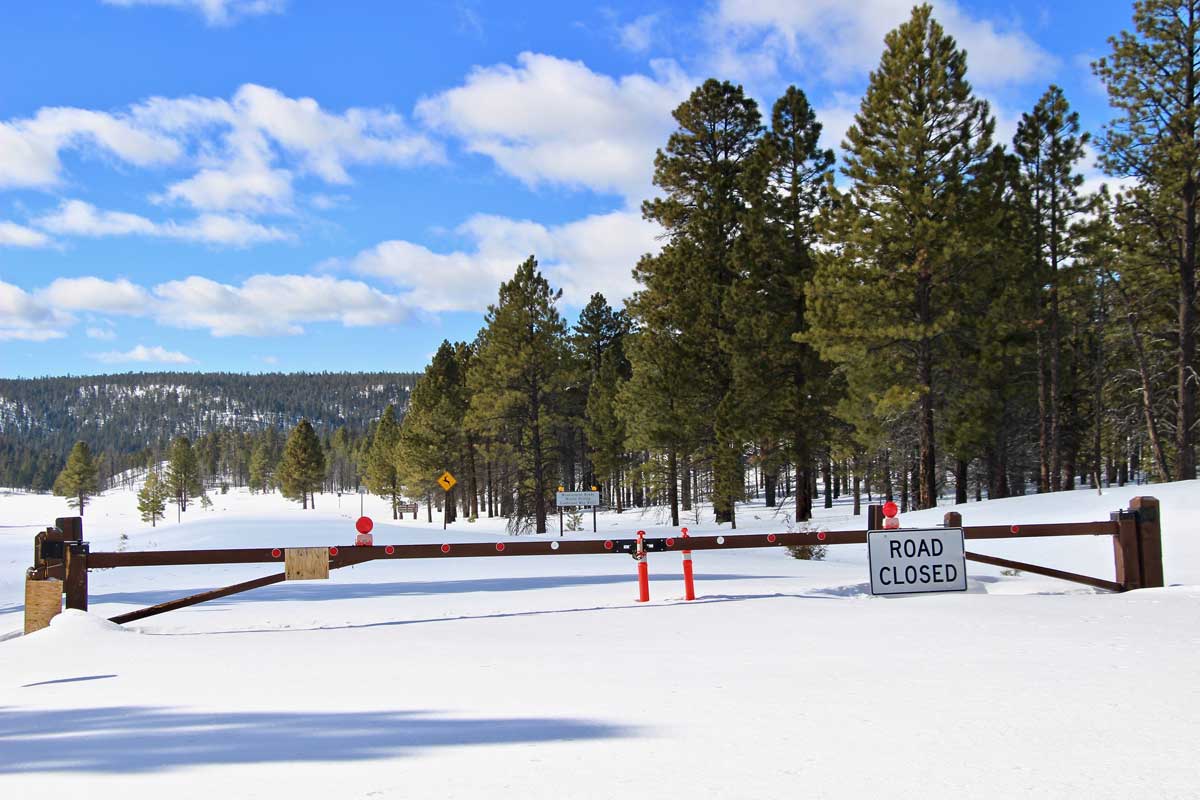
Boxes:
[867,528,967,596]
[556,491,600,507]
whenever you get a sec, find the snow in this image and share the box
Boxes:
[2,482,1198,798]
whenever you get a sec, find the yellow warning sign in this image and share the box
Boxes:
[437,471,457,492]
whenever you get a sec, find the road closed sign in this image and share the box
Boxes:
[867,528,967,596]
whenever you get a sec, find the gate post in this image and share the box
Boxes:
[867,504,883,531]
[944,511,962,528]
[64,541,89,611]
[1130,496,1164,589]
[1111,509,1141,591]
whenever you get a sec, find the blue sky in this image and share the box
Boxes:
[1,0,1134,377]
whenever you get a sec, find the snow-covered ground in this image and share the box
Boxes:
[2,482,1198,798]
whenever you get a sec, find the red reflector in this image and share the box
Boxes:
[271,548,281,558]
[385,545,395,555]
[665,538,675,547]
[816,532,827,541]
[882,500,899,518]
[604,540,613,550]
[355,516,374,534]
[767,534,776,543]
[440,544,450,554]
[329,546,339,556]
[496,542,506,552]
[1010,524,1020,534]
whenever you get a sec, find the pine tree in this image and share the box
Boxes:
[807,4,994,509]
[728,85,836,519]
[365,404,403,518]
[572,294,628,493]
[166,436,203,514]
[1095,0,1200,480]
[586,346,629,512]
[138,469,167,527]
[248,434,276,493]
[467,256,569,534]
[53,441,99,515]
[277,419,326,509]
[633,79,762,524]
[1014,85,1091,492]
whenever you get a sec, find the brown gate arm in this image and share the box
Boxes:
[963,551,1123,593]
[108,573,288,624]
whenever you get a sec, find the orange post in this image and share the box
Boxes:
[681,527,695,601]
[636,530,650,602]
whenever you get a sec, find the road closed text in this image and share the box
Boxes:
[867,528,968,596]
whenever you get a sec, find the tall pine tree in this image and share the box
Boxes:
[467,256,569,534]
[1095,0,1200,480]
[807,4,994,509]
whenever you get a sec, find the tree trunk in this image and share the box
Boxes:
[1178,173,1198,481]
[1037,330,1051,493]
[954,458,968,504]
[822,458,833,509]
[668,448,679,528]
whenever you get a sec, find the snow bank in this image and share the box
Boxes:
[0,482,1197,798]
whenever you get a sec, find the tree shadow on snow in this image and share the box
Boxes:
[89,572,785,608]
[0,705,633,774]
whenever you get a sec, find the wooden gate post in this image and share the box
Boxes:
[1130,496,1164,589]
[944,511,962,528]
[867,504,883,531]
[64,542,89,611]
[1111,509,1141,591]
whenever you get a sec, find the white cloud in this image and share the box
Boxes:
[347,209,662,312]
[417,52,691,200]
[152,274,410,336]
[36,200,289,247]
[0,107,180,190]
[0,280,70,341]
[40,277,151,315]
[2,272,418,341]
[86,326,118,341]
[101,0,285,26]
[1,84,440,221]
[620,14,662,53]
[0,221,52,248]
[94,344,195,364]
[714,0,1056,89]
[137,84,443,213]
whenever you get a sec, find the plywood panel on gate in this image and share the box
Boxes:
[25,577,62,634]
[285,547,329,581]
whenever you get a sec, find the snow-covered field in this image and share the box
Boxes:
[2,482,1198,798]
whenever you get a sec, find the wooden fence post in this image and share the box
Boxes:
[867,503,882,531]
[944,511,962,528]
[1130,496,1164,589]
[1111,509,1141,591]
[64,542,89,611]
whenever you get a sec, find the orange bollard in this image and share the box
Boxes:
[636,530,650,602]
[681,527,695,601]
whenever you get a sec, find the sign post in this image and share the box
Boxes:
[867,527,967,596]
[554,489,601,535]
[438,471,457,531]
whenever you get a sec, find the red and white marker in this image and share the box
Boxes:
[355,516,374,546]
[882,500,900,530]
[636,530,650,603]
[680,527,695,601]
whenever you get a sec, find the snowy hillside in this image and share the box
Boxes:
[1,484,1197,799]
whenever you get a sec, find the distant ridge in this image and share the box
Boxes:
[0,371,421,489]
